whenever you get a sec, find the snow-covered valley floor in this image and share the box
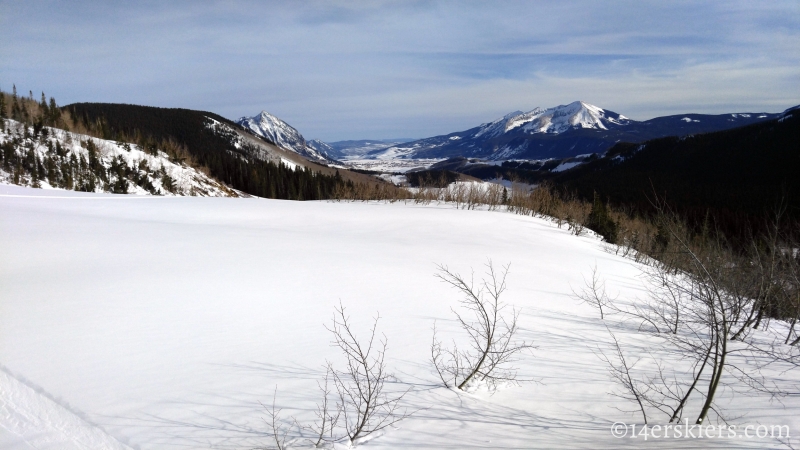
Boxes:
[1,184,798,449]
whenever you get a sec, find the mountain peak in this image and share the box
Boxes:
[236,111,331,163]
[258,110,279,120]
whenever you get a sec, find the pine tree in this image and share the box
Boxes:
[0,90,7,119]
[11,85,19,120]
[653,222,670,254]
[40,92,48,119]
[586,192,618,243]
[48,97,60,125]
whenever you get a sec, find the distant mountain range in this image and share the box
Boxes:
[363,101,781,161]
[235,103,785,167]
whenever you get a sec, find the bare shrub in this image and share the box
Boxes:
[431,261,534,391]
[332,179,411,202]
[326,302,409,444]
[593,212,783,425]
[300,368,340,448]
[573,265,615,320]
[260,302,409,448]
[595,328,648,424]
[258,388,291,450]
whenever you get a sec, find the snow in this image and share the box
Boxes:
[551,161,582,172]
[681,117,700,123]
[280,157,299,170]
[1,185,798,449]
[345,158,443,173]
[0,367,133,450]
[377,173,407,185]
[513,101,629,134]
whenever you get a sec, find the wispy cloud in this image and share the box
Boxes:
[1,0,798,140]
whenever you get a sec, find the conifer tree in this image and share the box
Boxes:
[48,97,59,125]
[0,90,7,119]
[40,92,48,118]
[586,192,618,243]
[11,85,19,120]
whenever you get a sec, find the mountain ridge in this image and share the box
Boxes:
[364,101,781,161]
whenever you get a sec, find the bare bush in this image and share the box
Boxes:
[299,368,340,448]
[625,265,689,334]
[431,262,534,391]
[595,328,648,424]
[573,265,615,320]
[258,388,291,450]
[592,212,781,425]
[326,302,409,444]
[260,302,408,448]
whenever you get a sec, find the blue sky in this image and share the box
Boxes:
[2,1,799,141]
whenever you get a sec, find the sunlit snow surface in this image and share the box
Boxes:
[1,185,798,449]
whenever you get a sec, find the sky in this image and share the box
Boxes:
[2,1,799,141]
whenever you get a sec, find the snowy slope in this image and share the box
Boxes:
[1,185,798,449]
[0,367,134,450]
[317,139,415,160]
[237,111,334,163]
[307,139,337,158]
[475,101,630,139]
[0,119,240,197]
[367,102,780,161]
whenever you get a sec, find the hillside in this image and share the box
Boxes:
[0,118,239,196]
[547,108,800,241]
[64,103,381,199]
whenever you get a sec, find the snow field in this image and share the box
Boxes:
[1,184,798,449]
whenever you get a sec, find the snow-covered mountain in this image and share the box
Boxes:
[366,101,779,161]
[475,101,631,139]
[236,111,335,163]
[307,139,337,158]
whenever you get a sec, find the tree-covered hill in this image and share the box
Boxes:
[547,109,800,242]
[64,102,354,200]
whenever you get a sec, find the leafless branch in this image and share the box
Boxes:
[431,261,535,391]
[326,301,410,444]
[573,264,616,320]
